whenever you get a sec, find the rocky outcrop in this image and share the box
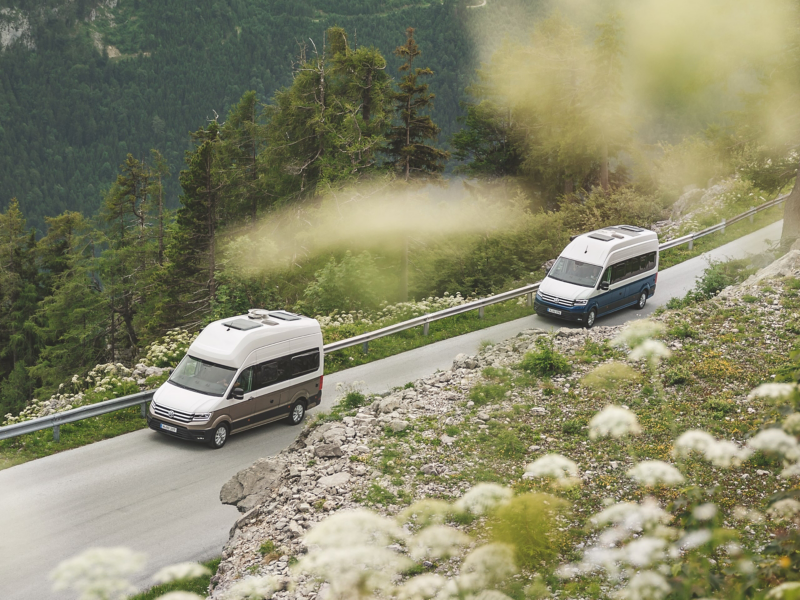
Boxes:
[220,458,287,512]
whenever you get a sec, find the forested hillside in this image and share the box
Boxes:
[0,0,542,232]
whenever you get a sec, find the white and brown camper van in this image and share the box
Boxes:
[147,309,323,449]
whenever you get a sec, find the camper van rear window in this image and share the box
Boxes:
[588,233,614,242]
[224,319,263,331]
[269,311,302,321]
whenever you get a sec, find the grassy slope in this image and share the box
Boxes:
[326,274,800,598]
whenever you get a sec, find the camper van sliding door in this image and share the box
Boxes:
[251,358,289,422]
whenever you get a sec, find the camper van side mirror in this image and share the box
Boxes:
[598,281,610,291]
[230,387,244,400]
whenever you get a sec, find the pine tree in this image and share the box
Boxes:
[220,91,265,222]
[384,28,450,181]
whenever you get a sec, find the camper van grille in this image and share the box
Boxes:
[152,402,194,424]
[538,292,575,307]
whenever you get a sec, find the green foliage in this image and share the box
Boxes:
[557,187,666,232]
[519,338,572,378]
[128,557,221,600]
[300,251,389,315]
[489,493,568,571]
[365,483,398,506]
[581,361,640,390]
[340,390,369,410]
[469,383,509,406]
[258,540,277,556]
[561,419,584,435]
[667,258,756,309]
[664,364,693,386]
[668,322,698,339]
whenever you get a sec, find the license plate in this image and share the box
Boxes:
[547,308,562,315]
[160,423,177,433]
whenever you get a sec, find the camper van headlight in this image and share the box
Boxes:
[574,299,589,306]
[192,412,212,422]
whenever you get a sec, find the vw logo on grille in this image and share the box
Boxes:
[168,410,174,418]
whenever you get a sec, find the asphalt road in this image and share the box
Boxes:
[0,220,783,599]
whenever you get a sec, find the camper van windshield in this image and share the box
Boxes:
[169,355,237,397]
[548,257,602,288]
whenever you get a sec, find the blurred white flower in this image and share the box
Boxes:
[589,405,641,440]
[748,383,797,401]
[620,537,668,568]
[223,575,278,600]
[704,440,751,468]
[627,461,685,487]
[612,321,665,348]
[398,499,453,527]
[49,547,146,600]
[524,454,580,486]
[629,340,672,362]
[767,582,800,599]
[458,543,517,591]
[471,591,514,600]
[747,429,800,461]
[615,570,671,600]
[396,573,447,600]
[784,414,800,436]
[675,529,712,550]
[592,498,672,532]
[454,484,512,515]
[408,525,471,560]
[152,562,210,584]
[672,430,715,459]
[303,509,406,548]
[768,498,800,521]
[692,503,717,521]
[780,463,800,478]
[154,593,204,600]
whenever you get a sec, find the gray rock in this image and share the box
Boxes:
[317,472,351,488]
[476,412,490,422]
[421,463,440,475]
[380,396,402,414]
[440,435,456,445]
[389,420,409,432]
[220,458,287,507]
[314,443,344,458]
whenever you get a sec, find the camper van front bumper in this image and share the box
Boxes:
[147,415,213,443]
[534,296,589,323]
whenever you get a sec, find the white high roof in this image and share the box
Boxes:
[560,225,658,266]
[188,311,321,368]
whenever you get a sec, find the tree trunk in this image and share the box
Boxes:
[600,142,609,192]
[157,173,164,266]
[564,179,574,195]
[207,159,217,301]
[781,158,800,246]
[400,234,408,302]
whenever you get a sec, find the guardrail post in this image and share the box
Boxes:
[362,341,369,354]
[721,218,726,233]
[53,424,60,442]
[688,238,693,251]
[423,322,429,336]
[478,306,484,319]
[527,292,533,307]
[140,402,147,418]
[749,212,754,223]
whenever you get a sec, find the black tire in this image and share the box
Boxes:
[288,400,306,425]
[207,423,229,449]
[634,290,647,310]
[586,308,597,329]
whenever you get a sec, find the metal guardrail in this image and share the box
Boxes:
[0,192,788,443]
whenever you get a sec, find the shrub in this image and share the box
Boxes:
[558,187,666,233]
[668,258,756,308]
[490,428,527,459]
[742,294,758,303]
[489,493,569,571]
[469,383,509,406]
[258,540,277,556]
[519,338,571,378]
[340,391,368,410]
[582,362,641,391]
[668,322,698,339]
[664,365,692,386]
[561,419,584,435]
[301,251,390,315]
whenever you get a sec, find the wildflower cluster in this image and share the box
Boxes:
[141,329,197,367]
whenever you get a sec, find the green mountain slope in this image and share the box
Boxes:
[0,0,541,232]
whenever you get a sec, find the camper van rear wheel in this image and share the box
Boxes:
[289,400,306,425]
[636,291,647,310]
[586,308,597,329]
[208,423,229,449]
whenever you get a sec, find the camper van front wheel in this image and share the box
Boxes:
[208,423,229,449]
[289,401,306,425]
[586,308,597,329]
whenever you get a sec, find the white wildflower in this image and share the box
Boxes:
[524,454,580,486]
[627,461,685,487]
[592,498,672,532]
[399,499,453,527]
[396,574,448,600]
[49,547,146,600]
[780,463,800,478]
[732,505,764,523]
[615,570,671,600]
[612,320,665,348]
[692,503,717,521]
[767,582,800,599]
[768,499,800,521]
[408,525,471,560]
[748,383,797,401]
[589,405,641,440]
[152,562,210,584]
[704,440,752,468]
[454,484,512,515]
[629,340,672,362]
[458,543,517,591]
[747,429,800,461]
[620,537,668,568]
[784,414,800,436]
[223,575,278,600]
[676,529,712,550]
[672,430,715,459]
[303,509,406,548]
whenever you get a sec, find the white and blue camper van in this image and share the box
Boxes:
[534,225,659,328]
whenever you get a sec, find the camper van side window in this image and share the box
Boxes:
[610,261,627,284]
[254,359,288,389]
[291,350,320,378]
